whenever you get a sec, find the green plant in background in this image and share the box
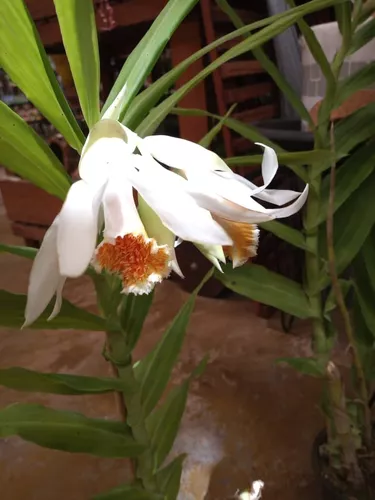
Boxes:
[0,0,349,497]
[205,0,375,496]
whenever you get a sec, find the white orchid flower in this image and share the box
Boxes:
[137,136,308,268]
[24,118,308,327]
[24,119,231,326]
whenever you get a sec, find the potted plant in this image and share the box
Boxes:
[210,0,375,497]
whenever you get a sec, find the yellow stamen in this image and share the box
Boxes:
[96,234,170,294]
[216,219,259,268]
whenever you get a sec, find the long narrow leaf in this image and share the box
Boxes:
[0,404,144,458]
[335,62,375,108]
[0,101,70,199]
[0,244,37,260]
[102,0,199,120]
[216,0,314,128]
[54,0,100,128]
[317,140,375,224]
[260,220,311,252]
[0,0,85,151]
[146,359,206,469]
[135,271,212,416]
[217,263,313,318]
[0,289,105,331]
[0,367,124,395]
[319,170,375,289]
[124,0,344,131]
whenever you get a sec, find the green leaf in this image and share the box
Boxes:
[0,289,106,331]
[352,294,375,381]
[95,485,163,500]
[0,244,37,260]
[288,0,334,88]
[352,251,375,338]
[317,140,375,224]
[260,221,311,253]
[136,294,196,417]
[0,367,125,395]
[336,62,375,108]
[199,104,236,149]
[360,226,375,293]
[119,292,155,351]
[135,271,213,417]
[216,0,314,129]
[287,0,334,88]
[319,170,375,289]
[125,0,343,131]
[311,103,375,178]
[147,358,207,469]
[53,0,100,128]
[226,150,333,167]
[156,454,186,500]
[101,0,199,120]
[216,263,313,319]
[277,357,325,377]
[0,403,144,457]
[0,0,85,151]
[350,17,375,54]
[323,279,352,319]
[137,0,341,139]
[0,102,70,200]
[334,2,352,43]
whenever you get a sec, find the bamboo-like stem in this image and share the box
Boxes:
[326,361,364,486]
[327,124,372,449]
[109,361,127,422]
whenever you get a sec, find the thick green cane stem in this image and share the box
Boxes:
[106,330,157,492]
[304,172,326,354]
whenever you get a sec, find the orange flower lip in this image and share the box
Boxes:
[96,234,171,294]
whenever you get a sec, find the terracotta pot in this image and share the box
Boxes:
[312,429,375,500]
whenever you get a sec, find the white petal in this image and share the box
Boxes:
[254,188,301,206]
[222,172,300,205]
[195,243,226,272]
[142,135,231,174]
[24,221,61,327]
[126,157,232,246]
[253,142,279,193]
[186,181,273,223]
[57,180,104,277]
[138,195,183,278]
[79,119,137,186]
[102,165,144,239]
[48,276,66,321]
[264,184,309,218]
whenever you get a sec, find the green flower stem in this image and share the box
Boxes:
[304,171,326,354]
[106,330,157,492]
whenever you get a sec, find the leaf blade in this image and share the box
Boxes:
[0,102,70,200]
[0,367,125,395]
[0,289,106,331]
[0,404,144,457]
[102,0,199,120]
[53,0,100,128]
[0,0,84,151]
[216,263,313,319]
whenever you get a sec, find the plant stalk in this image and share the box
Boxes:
[327,125,372,449]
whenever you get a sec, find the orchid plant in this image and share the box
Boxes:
[208,0,375,496]
[0,0,345,498]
